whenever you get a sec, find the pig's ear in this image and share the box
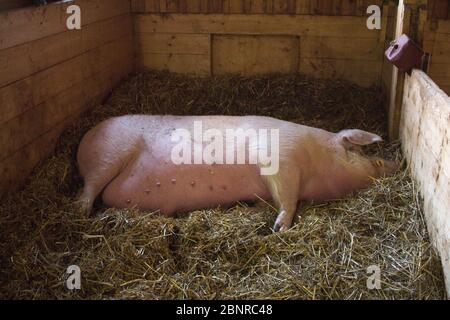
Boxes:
[337,129,383,148]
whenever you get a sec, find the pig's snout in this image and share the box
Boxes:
[371,158,399,177]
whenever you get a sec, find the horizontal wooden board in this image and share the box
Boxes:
[422,17,450,96]
[0,14,132,88]
[130,0,383,16]
[428,0,450,20]
[424,39,450,63]
[139,52,211,75]
[424,19,450,36]
[0,33,133,125]
[0,55,133,194]
[428,71,450,84]
[399,70,450,295]
[0,0,131,50]
[0,0,30,11]
[0,36,134,160]
[301,36,381,60]
[299,58,381,87]
[137,33,210,54]
[135,13,381,38]
[212,34,299,75]
[428,77,450,95]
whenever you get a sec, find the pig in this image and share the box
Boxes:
[77,115,398,232]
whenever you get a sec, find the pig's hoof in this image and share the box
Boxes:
[75,198,92,216]
[273,221,290,232]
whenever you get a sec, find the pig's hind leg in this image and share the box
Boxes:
[77,166,122,215]
[77,142,136,215]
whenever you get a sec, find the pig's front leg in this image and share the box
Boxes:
[274,206,297,232]
[263,168,300,232]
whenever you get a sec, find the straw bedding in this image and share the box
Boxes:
[0,70,445,299]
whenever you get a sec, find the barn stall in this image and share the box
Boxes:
[0,0,448,299]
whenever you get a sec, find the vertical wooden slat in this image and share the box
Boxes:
[222,0,231,13]
[201,0,210,13]
[273,0,296,14]
[131,0,145,12]
[388,0,412,139]
[265,0,274,13]
[428,0,449,20]
[208,0,224,13]
[356,0,366,16]
[251,0,266,13]
[166,0,179,12]
[331,0,342,15]
[243,0,252,13]
[313,0,334,15]
[186,0,202,13]
[145,0,161,12]
[228,0,244,13]
[295,0,312,14]
[178,0,188,13]
[159,0,167,12]
[340,0,357,15]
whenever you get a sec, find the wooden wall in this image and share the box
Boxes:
[0,0,29,11]
[381,2,398,105]
[428,0,450,20]
[0,0,134,194]
[133,0,386,87]
[400,69,450,295]
[424,19,450,95]
[132,0,379,15]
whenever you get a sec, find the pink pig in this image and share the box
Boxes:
[77,115,398,231]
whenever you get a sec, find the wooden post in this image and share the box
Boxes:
[387,0,428,140]
[388,0,408,139]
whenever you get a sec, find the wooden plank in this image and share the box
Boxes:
[433,20,450,34]
[301,36,381,60]
[0,0,30,11]
[138,52,211,75]
[428,77,450,95]
[131,0,147,12]
[385,2,398,40]
[299,58,381,87]
[129,0,385,15]
[0,53,133,195]
[0,14,132,88]
[428,0,449,20]
[340,0,357,16]
[208,0,224,13]
[228,0,244,13]
[0,36,134,159]
[250,0,266,13]
[424,39,450,63]
[212,34,299,75]
[273,0,296,14]
[381,58,394,103]
[137,33,210,55]
[0,119,69,195]
[0,24,133,125]
[166,0,180,12]
[0,0,131,50]
[399,70,450,295]
[388,0,411,140]
[312,0,333,15]
[295,0,312,14]
[185,0,204,13]
[135,13,380,38]
[424,31,450,43]
[422,19,450,96]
